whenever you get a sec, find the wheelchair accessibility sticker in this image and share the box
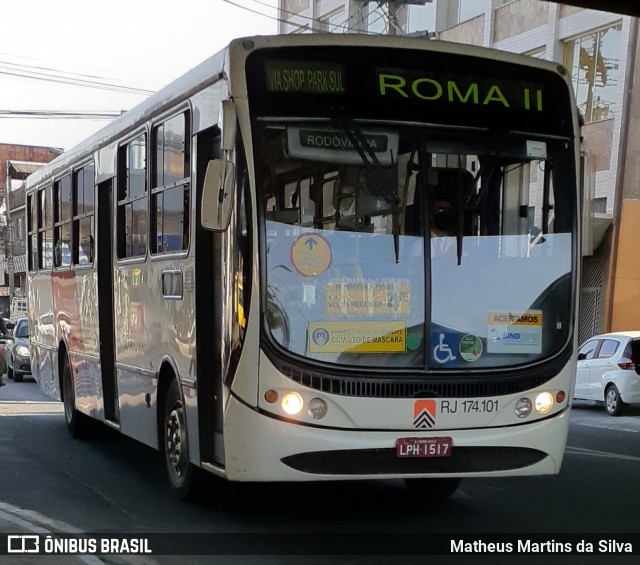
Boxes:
[431,332,458,365]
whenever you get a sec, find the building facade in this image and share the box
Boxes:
[278,0,640,340]
[0,143,61,313]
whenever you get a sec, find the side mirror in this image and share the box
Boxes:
[201,160,235,231]
[201,100,237,231]
[577,353,586,361]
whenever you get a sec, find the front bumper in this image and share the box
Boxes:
[222,395,569,482]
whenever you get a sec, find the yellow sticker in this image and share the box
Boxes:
[487,311,542,326]
[326,280,410,315]
[291,233,332,276]
[308,321,406,353]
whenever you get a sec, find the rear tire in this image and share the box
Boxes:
[62,354,93,438]
[605,384,624,416]
[164,379,198,500]
[405,478,462,500]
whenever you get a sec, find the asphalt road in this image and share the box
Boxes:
[1,377,639,563]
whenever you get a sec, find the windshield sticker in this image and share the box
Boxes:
[431,332,459,365]
[308,321,406,353]
[487,311,542,354]
[326,279,410,316]
[459,334,483,362]
[291,234,332,276]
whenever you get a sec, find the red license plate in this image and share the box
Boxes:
[396,437,453,458]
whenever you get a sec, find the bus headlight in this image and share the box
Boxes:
[307,398,327,420]
[281,392,304,415]
[515,397,532,418]
[535,392,554,414]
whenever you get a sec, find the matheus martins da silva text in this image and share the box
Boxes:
[451,539,633,554]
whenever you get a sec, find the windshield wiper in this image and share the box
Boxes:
[332,107,401,262]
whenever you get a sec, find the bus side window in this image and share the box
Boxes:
[152,112,190,254]
[117,133,148,259]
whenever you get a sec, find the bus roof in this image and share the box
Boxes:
[25,34,569,189]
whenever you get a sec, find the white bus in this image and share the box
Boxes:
[26,34,580,499]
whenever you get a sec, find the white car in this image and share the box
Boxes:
[575,331,640,416]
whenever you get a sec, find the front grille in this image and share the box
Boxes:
[282,446,546,475]
[281,365,552,399]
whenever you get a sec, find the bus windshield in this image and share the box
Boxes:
[257,121,574,370]
[247,45,576,372]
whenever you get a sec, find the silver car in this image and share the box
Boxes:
[575,332,640,416]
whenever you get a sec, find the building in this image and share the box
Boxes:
[0,143,61,313]
[278,0,640,340]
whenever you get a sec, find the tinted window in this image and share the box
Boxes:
[579,340,599,360]
[598,339,619,359]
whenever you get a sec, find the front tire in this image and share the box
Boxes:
[62,354,92,438]
[7,363,13,380]
[605,384,624,416]
[14,370,23,383]
[164,379,197,499]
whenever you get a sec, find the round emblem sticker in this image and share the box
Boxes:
[459,334,483,362]
[291,234,332,276]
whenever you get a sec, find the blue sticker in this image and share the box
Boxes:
[431,332,459,366]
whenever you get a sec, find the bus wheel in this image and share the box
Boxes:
[164,379,195,499]
[62,354,92,438]
[404,478,462,500]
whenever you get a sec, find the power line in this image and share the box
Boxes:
[0,63,155,96]
[220,0,305,29]
[222,0,383,35]
[0,56,123,83]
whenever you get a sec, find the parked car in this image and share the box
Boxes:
[5,317,31,383]
[575,331,640,416]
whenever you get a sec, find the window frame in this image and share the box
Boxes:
[563,22,622,123]
[72,160,96,268]
[53,173,73,270]
[117,129,149,261]
[27,192,38,272]
[149,107,191,257]
[37,185,54,271]
[597,338,620,359]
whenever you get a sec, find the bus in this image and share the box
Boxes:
[25,34,580,499]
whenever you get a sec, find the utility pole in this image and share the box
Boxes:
[381,0,432,36]
[387,0,401,35]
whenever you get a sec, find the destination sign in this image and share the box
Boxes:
[376,68,546,112]
[288,127,399,165]
[299,130,389,153]
[265,60,345,94]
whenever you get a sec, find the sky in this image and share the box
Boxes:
[0,0,278,150]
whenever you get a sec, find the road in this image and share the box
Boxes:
[1,377,639,562]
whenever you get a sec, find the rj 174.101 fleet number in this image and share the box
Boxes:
[440,399,499,414]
